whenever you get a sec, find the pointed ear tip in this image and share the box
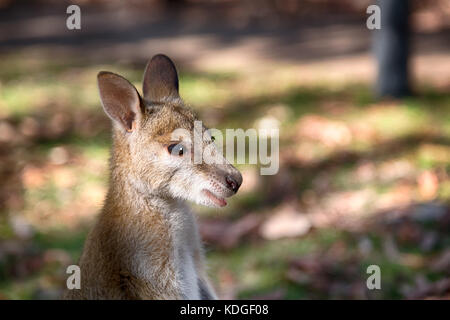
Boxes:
[148,54,176,67]
[97,72,112,83]
[151,53,171,61]
[97,71,114,79]
[97,72,134,87]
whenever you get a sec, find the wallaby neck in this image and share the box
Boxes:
[106,170,180,220]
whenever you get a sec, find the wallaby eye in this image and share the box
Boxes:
[168,143,185,156]
[211,136,215,142]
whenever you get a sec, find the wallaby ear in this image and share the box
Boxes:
[142,54,180,103]
[97,71,142,132]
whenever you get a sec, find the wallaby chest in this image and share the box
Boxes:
[169,207,201,299]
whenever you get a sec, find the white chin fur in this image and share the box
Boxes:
[167,173,230,208]
[186,191,223,208]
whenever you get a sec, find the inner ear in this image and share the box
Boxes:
[142,54,180,103]
[97,71,142,132]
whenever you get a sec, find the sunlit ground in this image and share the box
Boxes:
[0,54,449,299]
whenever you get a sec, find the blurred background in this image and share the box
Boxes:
[0,0,449,299]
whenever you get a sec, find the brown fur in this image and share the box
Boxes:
[64,55,241,300]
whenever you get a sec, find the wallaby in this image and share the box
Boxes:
[64,54,242,300]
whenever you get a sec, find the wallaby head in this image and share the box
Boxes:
[97,54,242,208]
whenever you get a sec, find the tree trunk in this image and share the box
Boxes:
[375,0,411,98]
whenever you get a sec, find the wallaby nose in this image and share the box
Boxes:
[225,174,241,193]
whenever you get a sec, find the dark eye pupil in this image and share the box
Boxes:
[211,136,215,142]
[168,144,184,156]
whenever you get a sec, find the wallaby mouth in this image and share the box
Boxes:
[202,189,227,207]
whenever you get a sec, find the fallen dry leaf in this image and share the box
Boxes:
[199,213,263,249]
[260,203,311,240]
[296,114,352,147]
[418,170,439,201]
